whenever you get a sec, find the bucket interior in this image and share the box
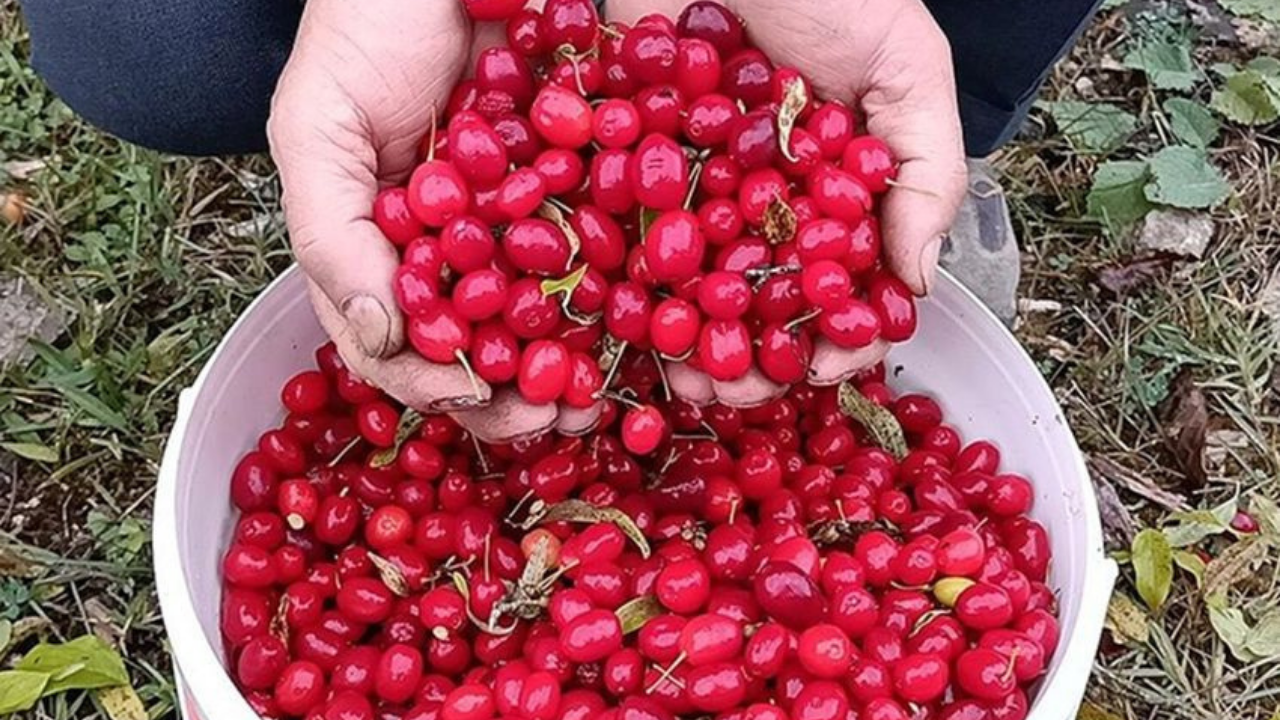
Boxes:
[166,267,1102,717]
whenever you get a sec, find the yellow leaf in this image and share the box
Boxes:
[97,685,147,720]
[1105,592,1150,645]
[1077,701,1124,720]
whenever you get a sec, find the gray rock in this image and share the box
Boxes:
[0,276,70,369]
[1135,208,1214,259]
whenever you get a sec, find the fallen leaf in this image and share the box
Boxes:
[0,618,52,658]
[1105,591,1151,645]
[1088,456,1190,511]
[1247,611,1280,658]
[1135,209,1214,259]
[0,670,49,714]
[16,635,129,693]
[838,383,907,459]
[0,160,47,181]
[1207,598,1259,662]
[1173,550,1207,587]
[615,596,662,635]
[97,684,147,720]
[1093,477,1137,548]
[1096,253,1177,295]
[0,546,44,578]
[1160,370,1210,489]
[1203,536,1269,598]
[1132,529,1174,611]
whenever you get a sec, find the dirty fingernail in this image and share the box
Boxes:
[341,294,393,358]
[918,234,945,296]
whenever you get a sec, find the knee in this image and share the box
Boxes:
[23,0,299,156]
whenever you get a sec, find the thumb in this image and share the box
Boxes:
[860,6,968,296]
[270,108,406,360]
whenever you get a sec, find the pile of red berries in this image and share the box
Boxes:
[221,339,1057,720]
[372,0,917,409]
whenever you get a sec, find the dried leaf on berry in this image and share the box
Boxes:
[837,382,908,459]
[368,408,424,469]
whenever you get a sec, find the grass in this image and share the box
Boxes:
[1,0,1279,718]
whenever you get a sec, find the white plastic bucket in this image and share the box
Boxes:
[154,265,1116,720]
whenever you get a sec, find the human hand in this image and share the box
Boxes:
[270,0,599,442]
[609,0,968,407]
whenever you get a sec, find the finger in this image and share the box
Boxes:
[859,4,968,295]
[450,387,559,444]
[808,338,891,386]
[666,362,717,406]
[711,367,787,409]
[556,402,605,436]
[605,0,697,24]
[309,281,492,410]
[269,108,407,359]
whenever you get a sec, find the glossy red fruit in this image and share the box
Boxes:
[645,210,705,282]
[622,405,667,455]
[275,661,328,717]
[697,319,753,381]
[530,85,594,149]
[409,161,470,228]
[373,187,425,246]
[753,561,824,629]
[561,608,624,662]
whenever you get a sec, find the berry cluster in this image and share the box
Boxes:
[221,340,1057,720]
[372,0,917,409]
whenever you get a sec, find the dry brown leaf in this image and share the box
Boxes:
[1160,370,1210,490]
[1096,253,1177,295]
[1077,701,1126,720]
[1088,456,1189,511]
[1203,536,1270,599]
[1093,477,1137,548]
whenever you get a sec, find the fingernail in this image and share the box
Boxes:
[340,294,392,358]
[918,234,945,296]
[431,396,489,412]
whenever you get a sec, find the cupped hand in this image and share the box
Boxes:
[610,0,968,408]
[270,0,596,442]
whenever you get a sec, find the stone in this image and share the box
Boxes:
[1134,208,1214,259]
[0,276,70,369]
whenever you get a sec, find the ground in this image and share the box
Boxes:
[0,0,1278,718]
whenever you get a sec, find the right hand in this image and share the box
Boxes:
[270,0,599,443]
[610,0,968,408]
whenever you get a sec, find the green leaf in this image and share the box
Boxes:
[1046,101,1139,154]
[1144,146,1232,209]
[1211,70,1280,126]
[1163,98,1221,149]
[1163,510,1229,547]
[0,442,58,463]
[52,386,128,430]
[1247,612,1280,658]
[1124,39,1199,91]
[1218,0,1280,23]
[1173,550,1206,587]
[1087,161,1155,230]
[16,636,128,693]
[0,670,49,714]
[1132,529,1174,611]
[1207,598,1260,662]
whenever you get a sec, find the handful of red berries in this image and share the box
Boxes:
[372,0,917,414]
[221,338,1057,720]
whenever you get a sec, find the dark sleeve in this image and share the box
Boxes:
[19,0,303,156]
[923,0,1106,156]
